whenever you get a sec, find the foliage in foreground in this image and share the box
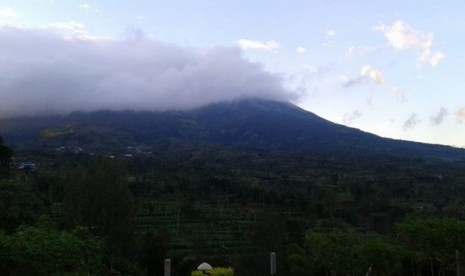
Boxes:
[288,229,406,275]
[397,216,465,275]
[0,223,105,275]
[191,267,234,276]
[287,217,465,275]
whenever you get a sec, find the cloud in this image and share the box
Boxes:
[343,77,364,88]
[79,3,100,13]
[286,65,328,97]
[374,20,444,67]
[0,7,20,18]
[237,39,280,51]
[419,48,444,67]
[391,86,406,102]
[346,45,377,58]
[343,65,384,87]
[46,21,86,34]
[296,47,307,54]
[360,65,383,84]
[8,20,109,41]
[456,108,465,124]
[326,29,337,37]
[403,113,421,131]
[0,26,295,118]
[430,107,448,125]
[343,110,362,125]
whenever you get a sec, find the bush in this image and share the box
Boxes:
[0,224,106,275]
[191,267,234,276]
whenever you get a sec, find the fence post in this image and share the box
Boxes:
[164,259,171,276]
[270,252,277,275]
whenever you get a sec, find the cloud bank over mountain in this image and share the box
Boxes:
[0,26,295,118]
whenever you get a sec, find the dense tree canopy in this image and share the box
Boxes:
[0,224,105,275]
[65,157,137,257]
[0,179,45,232]
[0,136,13,178]
[397,217,465,275]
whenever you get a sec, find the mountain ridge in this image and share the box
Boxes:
[1,99,464,161]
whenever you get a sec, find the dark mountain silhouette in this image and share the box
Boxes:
[1,99,464,161]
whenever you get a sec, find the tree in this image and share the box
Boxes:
[0,224,105,275]
[287,244,311,276]
[65,157,138,257]
[356,236,407,275]
[0,136,13,178]
[397,217,465,275]
[304,229,358,275]
[0,179,45,232]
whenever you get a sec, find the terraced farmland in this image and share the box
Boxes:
[137,200,257,257]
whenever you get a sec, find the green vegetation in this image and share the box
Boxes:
[0,136,13,178]
[3,133,465,275]
[0,222,105,275]
[288,229,407,275]
[65,157,137,257]
[38,128,74,138]
[191,267,234,276]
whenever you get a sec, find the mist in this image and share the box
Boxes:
[0,26,295,118]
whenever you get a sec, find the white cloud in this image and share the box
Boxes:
[419,48,444,67]
[391,86,406,102]
[326,29,337,37]
[374,21,428,50]
[0,7,20,18]
[456,108,465,124]
[46,21,86,34]
[346,45,377,57]
[0,26,295,118]
[79,3,100,13]
[79,4,90,10]
[17,21,110,41]
[296,47,307,54]
[360,65,383,84]
[237,39,280,51]
[374,20,444,67]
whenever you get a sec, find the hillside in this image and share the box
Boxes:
[1,99,464,161]
[3,99,465,275]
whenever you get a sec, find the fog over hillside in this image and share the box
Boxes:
[0,26,297,118]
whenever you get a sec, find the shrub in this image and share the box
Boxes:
[191,267,234,276]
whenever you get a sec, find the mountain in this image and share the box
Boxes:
[1,99,464,161]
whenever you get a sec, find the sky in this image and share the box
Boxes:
[1,1,465,147]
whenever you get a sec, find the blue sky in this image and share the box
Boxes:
[1,1,465,147]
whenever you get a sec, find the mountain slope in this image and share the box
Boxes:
[0,99,464,161]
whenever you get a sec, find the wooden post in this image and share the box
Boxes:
[164,259,171,276]
[365,266,372,276]
[270,252,277,275]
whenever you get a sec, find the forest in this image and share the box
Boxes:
[2,135,465,275]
